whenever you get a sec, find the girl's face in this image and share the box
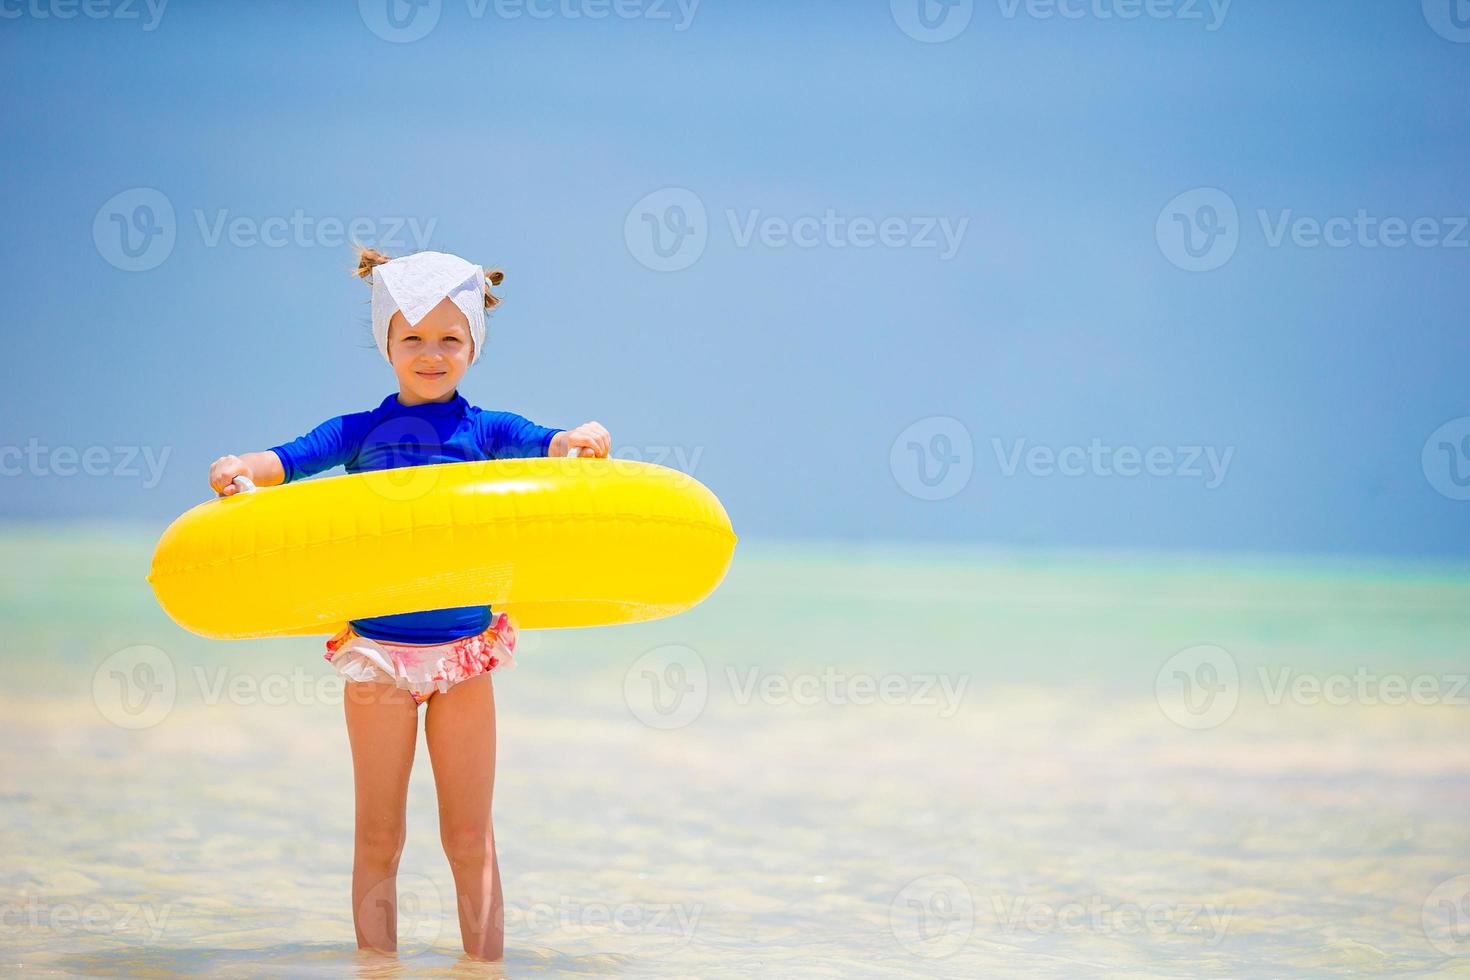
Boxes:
[387,298,474,404]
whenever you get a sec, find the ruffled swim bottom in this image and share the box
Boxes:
[324,612,517,705]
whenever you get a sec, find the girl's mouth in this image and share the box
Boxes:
[416,370,447,380]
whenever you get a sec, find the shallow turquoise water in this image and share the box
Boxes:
[2,525,1469,976]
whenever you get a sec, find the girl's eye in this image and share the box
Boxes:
[404,335,420,343]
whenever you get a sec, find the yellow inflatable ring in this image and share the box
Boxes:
[147,458,737,639]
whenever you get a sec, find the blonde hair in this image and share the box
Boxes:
[353,245,504,310]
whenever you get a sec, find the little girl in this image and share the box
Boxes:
[206,247,611,960]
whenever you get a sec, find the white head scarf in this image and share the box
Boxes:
[370,250,487,365]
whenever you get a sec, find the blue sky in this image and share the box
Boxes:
[2,0,1467,558]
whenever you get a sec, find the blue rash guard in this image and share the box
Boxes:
[268,391,563,645]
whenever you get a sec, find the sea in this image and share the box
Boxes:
[2,526,1468,977]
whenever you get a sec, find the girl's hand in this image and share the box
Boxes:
[209,454,253,496]
[561,421,611,458]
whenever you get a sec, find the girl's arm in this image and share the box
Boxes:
[478,413,609,459]
[208,450,286,496]
[209,411,366,496]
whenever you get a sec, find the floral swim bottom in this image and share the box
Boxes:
[324,612,517,705]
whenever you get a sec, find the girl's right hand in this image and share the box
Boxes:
[209,455,252,496]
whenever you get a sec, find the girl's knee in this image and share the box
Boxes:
[440,824,493,866]
[356,824,407,867]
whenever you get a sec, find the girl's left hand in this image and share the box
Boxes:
[563,421,611,458]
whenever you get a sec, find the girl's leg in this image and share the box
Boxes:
[424,672,503,960]
[343,681,420,953]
